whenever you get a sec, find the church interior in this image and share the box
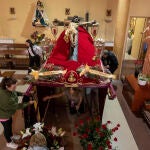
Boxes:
[0,0,150,150]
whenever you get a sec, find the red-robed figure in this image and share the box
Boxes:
[46,19,101,71]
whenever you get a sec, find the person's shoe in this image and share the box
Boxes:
[6,142,18,149]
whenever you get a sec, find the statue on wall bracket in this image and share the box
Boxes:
[32,0,49,27]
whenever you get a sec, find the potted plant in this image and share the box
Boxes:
[134,60,143,78]
[73,116,120,150]
[138,73,147,86]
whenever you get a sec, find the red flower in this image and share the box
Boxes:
[114,137,118,142]
[108,145,112,149]
[86,128,90,132]
[79,135,82,139]
[99,132,104,137]
[99,146,103,150]
[112,127,118,132]
[86,117,91,121]
[83,133,88,138]
[96,128,99,132]
[117,124,120,127]
[79,120,83,125]
[107,121,111,124]
[87,143,92,150]
[96,116,100,121]
[102,124,107,129]
[115,127,118,130]
[73,132,77,136]
[106,140,110,145]
[75,124,78,128]
[112,128,115,132]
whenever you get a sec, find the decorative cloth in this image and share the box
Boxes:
[46,26,101,71]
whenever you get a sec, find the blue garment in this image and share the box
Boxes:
[36,9,47,25]
[143,42,148,53]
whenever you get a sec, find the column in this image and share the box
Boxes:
[113,0,131,78]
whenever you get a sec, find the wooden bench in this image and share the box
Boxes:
[122,74,150,113]
[0,70,15,78]
[0,43,27,49]
[0,43,29,69]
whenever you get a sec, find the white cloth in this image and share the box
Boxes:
[28,45,43,57]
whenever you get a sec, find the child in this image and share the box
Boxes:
[28,132,48,150]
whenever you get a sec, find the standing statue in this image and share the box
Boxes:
[142,20,150,76]
[32,0,49,27]
[46,16,101,71]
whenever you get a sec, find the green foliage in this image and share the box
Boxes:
[74,117,120,150]
[31,31,45,45]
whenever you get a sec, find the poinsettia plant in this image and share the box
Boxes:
[73,116,120,150]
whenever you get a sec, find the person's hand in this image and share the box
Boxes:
[106,65,110,69]
[43,96,51,102]
[29,100,35,105]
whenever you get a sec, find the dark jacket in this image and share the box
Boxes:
[0,88,29,119]
[102,51,118,73]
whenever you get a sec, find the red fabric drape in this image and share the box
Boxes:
[46,26,101,70]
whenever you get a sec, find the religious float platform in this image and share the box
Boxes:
[23,15,116,128]
[23,63,116,127]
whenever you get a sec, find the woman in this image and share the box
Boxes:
[25,39,43,73]
[0,77,34,149]
[43,87,84,114]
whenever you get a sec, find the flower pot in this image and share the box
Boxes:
[138,79,147,86]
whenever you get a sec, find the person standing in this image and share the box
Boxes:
[25,39,43,73]
[0,77,34,149]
